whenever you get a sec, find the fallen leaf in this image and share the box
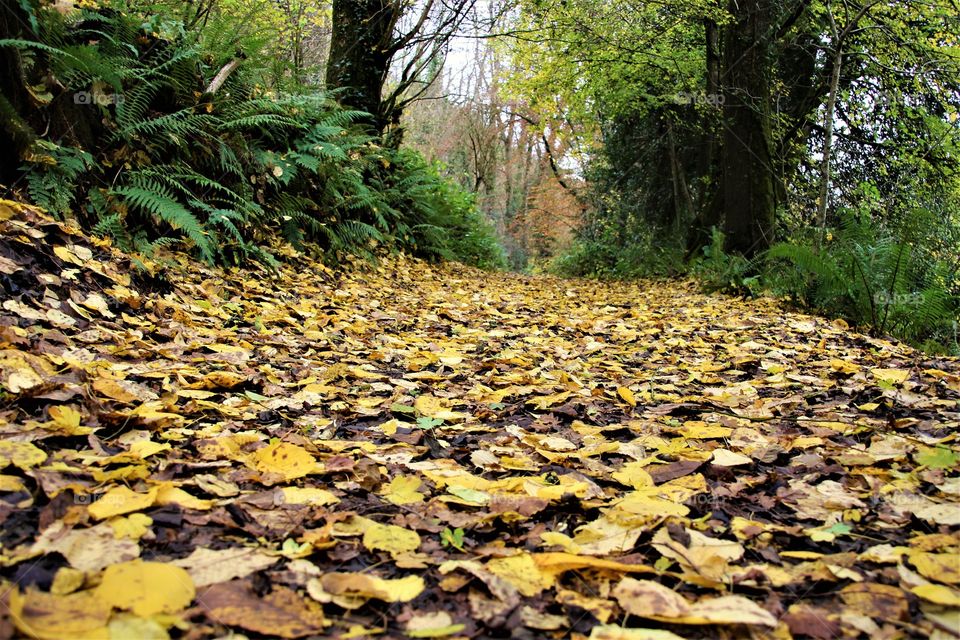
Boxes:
[199,580,325,638]
[319,573,425,603]
[96,560,195,616]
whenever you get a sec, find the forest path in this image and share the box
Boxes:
[1,200,959,639]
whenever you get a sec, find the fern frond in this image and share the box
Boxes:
[111,186,213,261]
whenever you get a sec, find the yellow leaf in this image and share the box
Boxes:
[679,421,732,439]
[46,405,92,435]
[539,531,580,553]
[88,485,159,520]
[414,394,467,422]
[281,486,340,506]
[0,349,55,394]
[710,448,752,467]
[362,522,420,557]
[0,440,47,470]
[910,552,960,584]
[378,418,401,435]
[51,567,85,595]
[319,573,425,603]
[128,440,171,459]
[248,441,316,482]
[96,560,195,616]
[830,359,859,374]
[107,614,170,640]
[92,377,142,403]
[0,474,25,492]
[612,578,776,627]
[53,245,85,266]
[589,626,685,640]
[405,611,465,637]
[871,368,910,385]
[10,587,111,640]
[381,475,425,505]
[911,583,960,606]
[617,386,637,407]
[32,521,139,572]
[486,554,552,597]
[108,513,153,540]
[611,462,654,489]
[155,484,213,510]
[194,370,247,390]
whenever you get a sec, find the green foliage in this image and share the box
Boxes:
[766,210,959,352]
[379,150,507,269]
[690,229,761,295]
[550,227,686,280]
[21,141,95,217]
[8,4,504,270]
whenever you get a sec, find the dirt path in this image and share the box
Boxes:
[0,200,958,639]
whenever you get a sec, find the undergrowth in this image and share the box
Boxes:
[3,4,505,270]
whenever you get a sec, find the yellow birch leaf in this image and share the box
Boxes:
[911,584,960,606]
[486,554,552,596]
[96,560,195,616]
[611,461,655,489]
[155,484,214,510]
[248,441,316,482]
[88,485,159,520]
[589,626,685,640]
[128,440,171,459]
[0,474,26,492]
[281,486,340,506]
[910,552,960,584]
[10,587,111,640]
[871,368,910,385]
[363,522,420,557]
[108,513,153,540]
[46,405,92,435]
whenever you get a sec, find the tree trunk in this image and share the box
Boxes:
[685,15,723,259]
[719,0,776,257]
[326,0,395,132]
[0,0,39,186]
[817,44,843,242]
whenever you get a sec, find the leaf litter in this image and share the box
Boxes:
[0,199,958,639]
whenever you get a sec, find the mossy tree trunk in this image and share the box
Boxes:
[0,0,39,186]
[719,0,776,257]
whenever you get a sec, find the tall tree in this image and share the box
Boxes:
[718,0,777,256]
[326,0,475,142]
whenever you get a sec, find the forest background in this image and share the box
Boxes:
[1,0,958,352]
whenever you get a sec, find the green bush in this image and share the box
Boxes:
[766,210,958,352]
[549,230,686,279]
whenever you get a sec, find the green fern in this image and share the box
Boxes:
[111,185,213,262]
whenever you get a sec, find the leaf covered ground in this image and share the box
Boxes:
[0,200,958,640]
